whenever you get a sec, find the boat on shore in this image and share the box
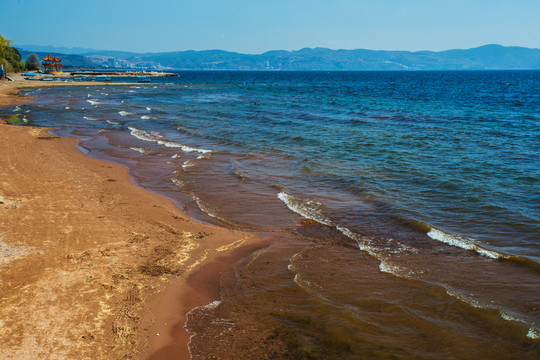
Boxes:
[22,72,39,80]
[72,74,93,81]
[94,75,111,82]
[41,74,54,81]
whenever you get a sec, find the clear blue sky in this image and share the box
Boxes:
[2,0,539,53]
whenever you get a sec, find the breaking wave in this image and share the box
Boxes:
[427,227,507,260]
[277,191,333,226]
[445,287,539,341]
[130,147,150,154]
[128,126,212,154]
[87,99,101,106]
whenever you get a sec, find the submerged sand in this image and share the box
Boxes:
[0,77,261,359]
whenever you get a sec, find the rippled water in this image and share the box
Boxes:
[3,71,539,358]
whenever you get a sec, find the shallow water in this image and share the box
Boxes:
[4,71,539,358]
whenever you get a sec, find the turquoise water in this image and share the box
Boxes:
[4,70,539,358]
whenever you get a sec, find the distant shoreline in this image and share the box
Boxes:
[17,44,540,71]
[67,70,178,77]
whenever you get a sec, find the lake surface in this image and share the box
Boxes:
[5,70,539,358]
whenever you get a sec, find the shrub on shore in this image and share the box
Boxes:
[25,53,41,71]
[0,34,24,73]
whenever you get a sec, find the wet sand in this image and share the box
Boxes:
[0,77,261,359]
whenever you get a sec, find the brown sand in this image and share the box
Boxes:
[0,77,262,359]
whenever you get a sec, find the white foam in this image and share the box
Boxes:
[65,106,70,109]
[277,192,381,259]
[128,126,212,154]
[130,147,148,154]
[185,300,222,318]
[527,328,539,340]
[445,289,483,308]
[146,107,152,111]
[172,154,181,159]
[427,228,504,260]
[13,105,21,112]
[447,289,539,336]
[164,142,211,154]
[379,261,402,276]
[334,224,418,279]
[182,160,196,170]
[86,99,101,106]
[193,196,219,219]
[119,111,133,116]
[106,120,120,125]
[141,115,152,120]
[287,249,309,275]
[83,116,99,121]
[184,300,223,359]
[501,312,520,322]
[160,141,183,148]
[277,191,333,226]
[335,225,375,254]
[171,177,185,189]
[128,126,163,142]
[164,142,212,154]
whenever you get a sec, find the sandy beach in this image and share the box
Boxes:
[0,76,263,359]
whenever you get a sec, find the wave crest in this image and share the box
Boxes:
[277,191,333,226]
[128,126,212,154]
[427,227,506,260]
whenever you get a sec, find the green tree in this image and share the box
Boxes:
[0,34,11,72]
[0,33,23,73]
[26,53,41,71]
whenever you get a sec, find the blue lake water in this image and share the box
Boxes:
[4,70,539,358]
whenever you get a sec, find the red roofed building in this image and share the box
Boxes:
[42,54,63,74]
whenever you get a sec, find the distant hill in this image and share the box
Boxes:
[16,44,540,71]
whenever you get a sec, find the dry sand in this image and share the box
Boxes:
[0,77,263,359]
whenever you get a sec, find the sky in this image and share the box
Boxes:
[2,0,540,54]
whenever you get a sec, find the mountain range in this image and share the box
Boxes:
[16,44,540,71]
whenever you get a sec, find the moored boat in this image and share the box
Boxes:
[95,75,111,82]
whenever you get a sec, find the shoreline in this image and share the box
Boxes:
[0,73,136,108]
[0,77,262,359]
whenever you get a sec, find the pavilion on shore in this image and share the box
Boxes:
[42,54,63,74]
